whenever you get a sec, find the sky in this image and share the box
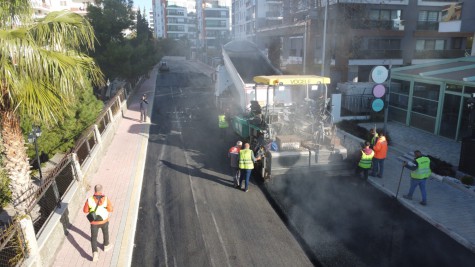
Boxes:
[133,0,152,12]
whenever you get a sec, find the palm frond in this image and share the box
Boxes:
[32,11,96,51]
[0,9,104,124]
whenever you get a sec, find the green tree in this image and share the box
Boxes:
[0,1,103,215]
[21,88,103,161]
[87,1,161,84]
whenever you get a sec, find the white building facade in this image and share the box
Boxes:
[31,0,96,18]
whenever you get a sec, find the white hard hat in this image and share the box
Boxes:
[236,141,242,146]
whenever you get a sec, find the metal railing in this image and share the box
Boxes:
[0,221,26,267]
[0,87,127,267]
[341,94,373,116]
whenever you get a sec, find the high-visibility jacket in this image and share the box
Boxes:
[411,156,431,179]
[373,136,388,159]
[239,149,254,170]
[358,150,374,169]
[218,114,229,128]
[83,194,113,225]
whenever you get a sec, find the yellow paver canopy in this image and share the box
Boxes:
[253,75,331,86]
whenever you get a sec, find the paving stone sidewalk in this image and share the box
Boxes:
[359,122,475,253]
[51,67,157,267]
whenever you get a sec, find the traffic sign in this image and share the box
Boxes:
[371,66,389,84]
[372,98,384,112]
[373,84,386,98]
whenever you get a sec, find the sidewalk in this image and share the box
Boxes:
[359,122,475,253]
[51,67,157,266]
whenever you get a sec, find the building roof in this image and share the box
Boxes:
[391,57,475,86]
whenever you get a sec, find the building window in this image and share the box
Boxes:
[369,9,401,21]
[416,39,445,50]
[389,79,410,124]
[440,85,463,139]
[452,37,463,49]
[368,39,401,50]
[410,82,440,133]
[367,9,401,30]
[417,10,441,30]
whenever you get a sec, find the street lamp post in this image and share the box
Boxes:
[28,126,43,181]
[28,126,61,208]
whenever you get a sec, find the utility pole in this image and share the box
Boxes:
[321,0,328,77]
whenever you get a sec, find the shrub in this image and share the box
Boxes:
[427,155,456,177]
[461,175,474,186]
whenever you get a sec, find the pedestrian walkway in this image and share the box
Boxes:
[51,67,157,266]
[359,122,475,253]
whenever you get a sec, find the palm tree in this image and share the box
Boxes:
[0,1,104,215]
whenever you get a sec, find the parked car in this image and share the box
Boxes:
[159,61,169,72]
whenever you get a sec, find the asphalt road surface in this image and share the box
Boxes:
[132,58,475,267]
[132,58,313,267]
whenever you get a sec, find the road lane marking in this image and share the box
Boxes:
[211,212,232,267]
[156,144,169,267]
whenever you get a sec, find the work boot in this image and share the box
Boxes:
[92,252,99,262]
[402,195,412,200]
[104,244,113,252]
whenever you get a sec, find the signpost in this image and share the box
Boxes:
[370,66,389,129]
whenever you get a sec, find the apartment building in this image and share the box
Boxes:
[251,0,474,85]
[231,0,283,42]
[152,0,197,39]
[199,1,231,49]
[330,0,474,83]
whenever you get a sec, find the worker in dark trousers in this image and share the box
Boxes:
[228,141,242,188]
[140,94,149,122]
[403,150,431,206]
[239,143,260,192]
[356,141,374,180]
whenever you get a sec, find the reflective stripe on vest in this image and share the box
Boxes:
[358,151,374,169]
[87,196,109,220]
[411,156,431,179]
[239,149,254,169]
[218,115,229,128]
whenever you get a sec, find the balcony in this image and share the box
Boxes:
[413,49,465,59]
[350,19,403,31]
[350,50,402,59]
[416,21,439,31]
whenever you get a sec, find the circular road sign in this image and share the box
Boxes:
[371,98,385,112]
[371,66,389,83]
[373,84,386,98]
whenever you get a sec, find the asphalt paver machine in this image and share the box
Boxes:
[230,75,347,179]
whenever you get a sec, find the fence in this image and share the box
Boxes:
[0,222,26,267]
[0,87,128,266]
[341,94,373,116]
